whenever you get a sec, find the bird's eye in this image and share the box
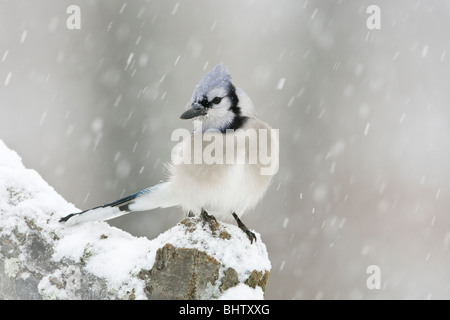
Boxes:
[212,97,223,104]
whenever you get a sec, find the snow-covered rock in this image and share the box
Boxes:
[0,140,271,299]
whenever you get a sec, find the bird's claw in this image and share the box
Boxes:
[200,209,218,232]
[244,229,257,244]
[232,213,257,244]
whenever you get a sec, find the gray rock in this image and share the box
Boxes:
[0,140,271,300]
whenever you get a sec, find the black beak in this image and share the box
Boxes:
[180,102,207,119]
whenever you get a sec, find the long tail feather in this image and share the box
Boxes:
[59,184,170,226]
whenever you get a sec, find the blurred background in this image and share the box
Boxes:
[1,0,450,299]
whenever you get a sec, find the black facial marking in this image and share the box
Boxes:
[221,115,249,133]
[199,95,223,108]
[199,96,211,108]
[227,83,240,116]
[218,82,248,132]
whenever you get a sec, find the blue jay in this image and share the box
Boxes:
[60,64,279,243]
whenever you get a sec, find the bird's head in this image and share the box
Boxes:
[180,63,256,132]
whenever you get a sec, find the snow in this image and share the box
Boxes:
[276,78,286,90]
[53,215,270,298]
[1,50,8,62]
[0,141,23,168]
[218,283,264,300]
[422,45,428,58]
[149,219,271,283]
[0,140,270,299]
[4,72,11,86]
[126,52,134,67]
[0,140,76,236]
[4,257,20,278]
[364,122,370,136]
[174,55,181,65]
[20,30,28,44]
[171,2,180,15]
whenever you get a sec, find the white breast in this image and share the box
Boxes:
[168,118,278,220]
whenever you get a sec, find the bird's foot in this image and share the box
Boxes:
[232,213,257,244]
[201,209,219,232]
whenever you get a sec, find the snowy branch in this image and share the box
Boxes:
[0,140,270,300]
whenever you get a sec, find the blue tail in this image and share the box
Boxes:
[59,187,153,225]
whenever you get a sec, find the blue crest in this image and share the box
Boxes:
[191,63,231,103]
